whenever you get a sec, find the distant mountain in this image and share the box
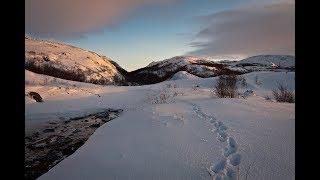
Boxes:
[127,56,241,85]
[229,55,295,72]
[25,37,295,86]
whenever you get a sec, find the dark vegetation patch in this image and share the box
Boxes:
[27,91,43,102]
[235,63,265,67]
[272,83,295,103]
[25,60,87,83]
[215,75,239,98]
[128,64,189,85]
[126,62,243,85]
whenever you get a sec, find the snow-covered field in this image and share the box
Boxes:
[26,71,295,180]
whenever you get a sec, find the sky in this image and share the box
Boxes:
[25,0,294,71]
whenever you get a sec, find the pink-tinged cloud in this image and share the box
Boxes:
[188,2,295,58]
[25,0,174,37]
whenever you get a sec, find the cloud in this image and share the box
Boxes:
[187,2,295,58]
[25,0,174,37]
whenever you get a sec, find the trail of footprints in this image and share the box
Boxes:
[191,103,242,180]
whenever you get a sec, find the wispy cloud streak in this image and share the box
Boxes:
[187,2,295,58]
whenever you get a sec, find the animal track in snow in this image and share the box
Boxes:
[217,131,228,142]
[214,174,224,180]
[209,118,216,124]
[218,124,227,132]
[229,153,242,167]
[211,159,227,173]
[214,121,223,128]
[186,102,242,179]
[226,167,237,180]
[224,137,238,157]
[201,138,208,142]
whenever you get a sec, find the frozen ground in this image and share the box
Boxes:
[25,71,295,180]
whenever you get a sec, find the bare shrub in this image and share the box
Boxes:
[88,78,109,85]
[241,89,254,99]
[173,84,177,88]
[173,112,185,125]
[215,75,238,98]
[147,85,184,104]
[159,93,168,103]
[254,76,262,86]
[272,83,295,103]
[238,75,247,87]
[150,92,171,104]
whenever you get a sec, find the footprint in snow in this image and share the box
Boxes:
[225,167,237,180]
[227,137,237,148]
[229,153,242,167]
[197,113,205,119]
[209,117,216,124]
[188,102,242,177]
[211,159,227,173]
[200,138,208,142]
[217,130,228,142]
[218,124,227,132]
[214,174,224,180]
[224,137,238,157]
[214,121,223,128]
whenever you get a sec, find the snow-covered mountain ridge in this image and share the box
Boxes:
[129,55,294,84]
[228,55,295,72]
[25,37,295,85]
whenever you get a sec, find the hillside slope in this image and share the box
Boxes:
[128,56,242,85]
[229,55,295,72]
[25,37,126,85]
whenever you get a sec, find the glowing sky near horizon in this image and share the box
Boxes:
[26,0,294,71]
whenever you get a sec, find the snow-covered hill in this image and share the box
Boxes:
[229,55,295,72]
[128,56,241,85]
[25,37,127,85]
[170,71,201,81]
